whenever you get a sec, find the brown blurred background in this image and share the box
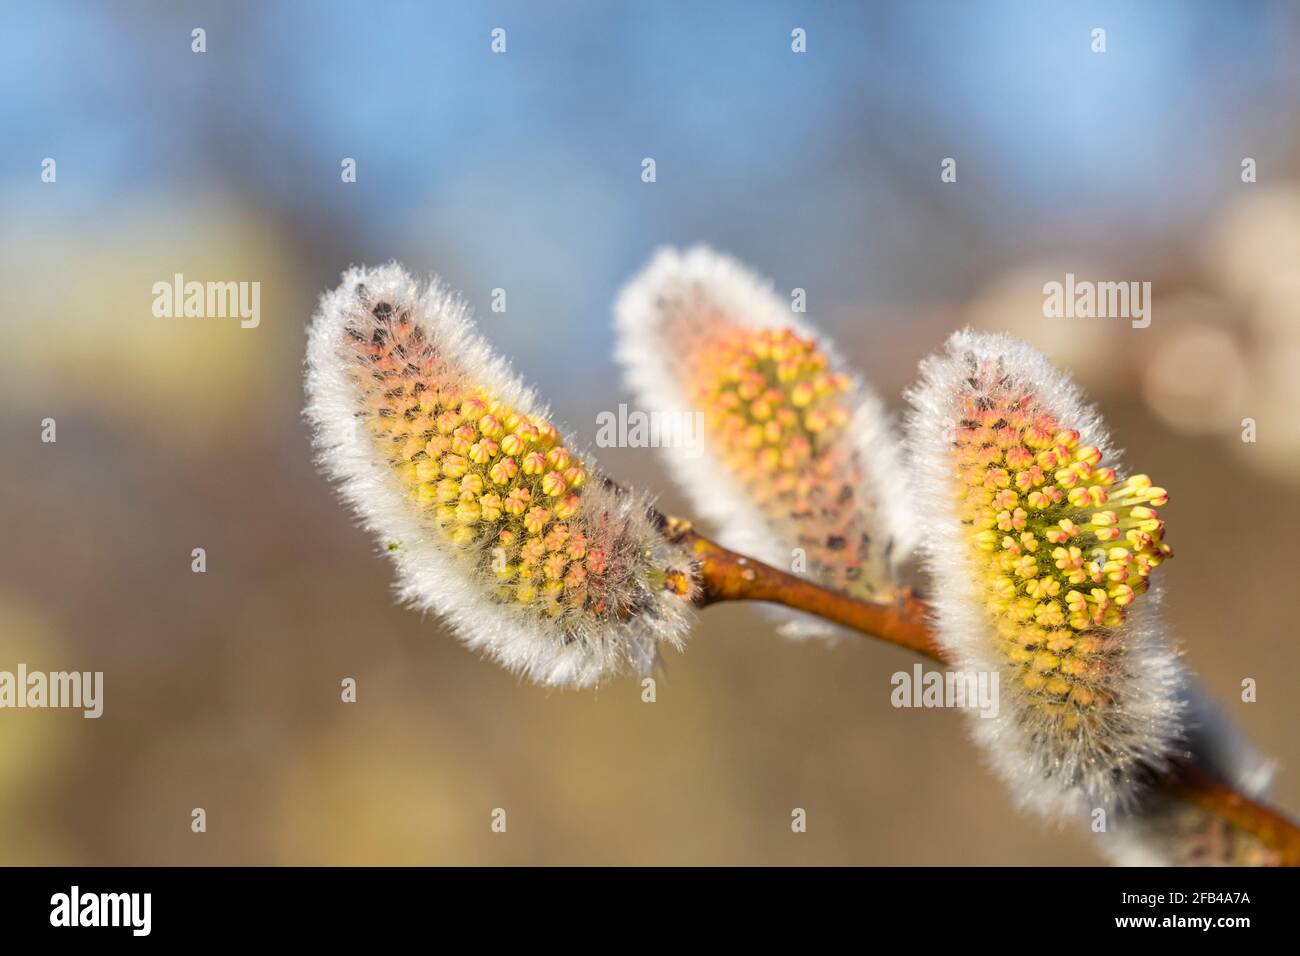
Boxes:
[1,1,1297,864]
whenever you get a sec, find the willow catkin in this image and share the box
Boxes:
[305,264,695,688]
[904,329,1184,814]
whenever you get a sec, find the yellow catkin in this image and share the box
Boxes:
[952,390,1172,727]
[687,326,883,598]
[347,305,612,616]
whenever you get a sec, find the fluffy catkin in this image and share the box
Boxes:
[305,263,695,688]
[614,246,912,638]
[904,329,1184,815]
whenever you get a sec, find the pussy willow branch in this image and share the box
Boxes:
[663,517,1300,867]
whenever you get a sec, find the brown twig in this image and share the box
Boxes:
[665,517,1300,867]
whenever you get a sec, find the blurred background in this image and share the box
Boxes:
[1,0,1297,865]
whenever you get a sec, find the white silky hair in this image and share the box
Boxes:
[305,262,694,688]
[613,245,915,639]
[1100,678,1275,865]
[903,329,1185,816]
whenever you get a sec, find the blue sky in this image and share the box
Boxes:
[3,0,1296,386]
